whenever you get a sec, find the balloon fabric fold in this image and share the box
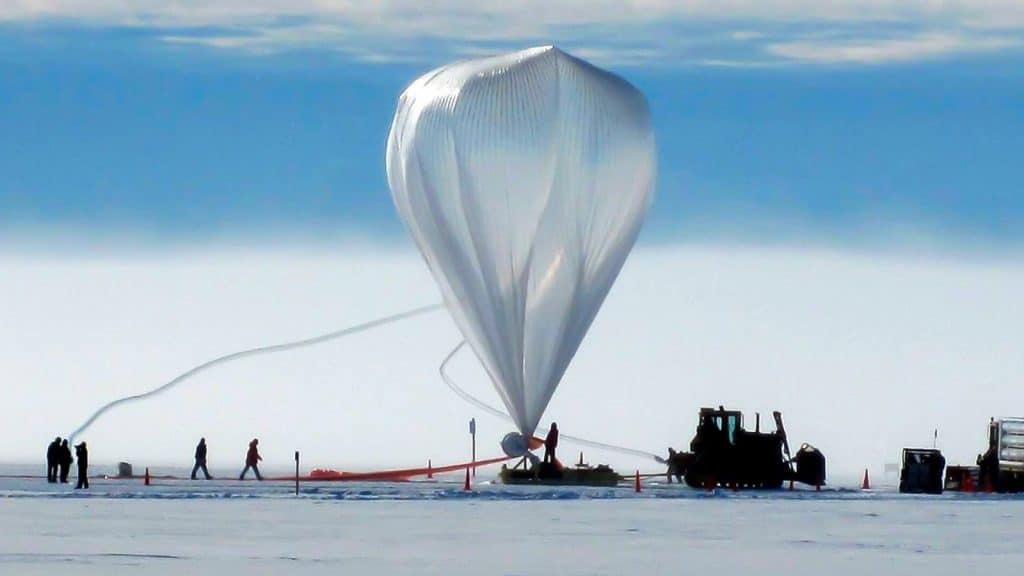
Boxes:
[386,46,656,437]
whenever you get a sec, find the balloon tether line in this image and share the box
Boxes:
[439,340,662,462]
[69,302,662,465]
[67,303,444,442]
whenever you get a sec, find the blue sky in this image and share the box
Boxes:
[1,2,1022,250]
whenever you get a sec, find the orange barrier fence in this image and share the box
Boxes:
[2,455,516,483]
[282,455,515,482]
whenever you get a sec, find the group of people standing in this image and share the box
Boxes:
[45,437,89,489]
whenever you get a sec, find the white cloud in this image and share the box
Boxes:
[1,245,1021,484]
[767,32,1021,64]
[4,1,1024,28]
[2,1,1024,65]
[729,30,764,41]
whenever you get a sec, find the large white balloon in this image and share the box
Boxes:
[386,46,656,437]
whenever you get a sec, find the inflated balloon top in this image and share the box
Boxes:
[387,46,656,437]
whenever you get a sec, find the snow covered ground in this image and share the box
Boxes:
[4,472,1024,575]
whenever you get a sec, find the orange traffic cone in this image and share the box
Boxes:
[144,467,150,486]
[862,468,870,490]
[463,467,471,491]
[634,470,641,493]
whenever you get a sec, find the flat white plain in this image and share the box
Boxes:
[1,245,1021,479]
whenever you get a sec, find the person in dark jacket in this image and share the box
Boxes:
[192,438,212,480]
[666,447,686,484]
[46,437,61,483]
[239,438,263,481]
[74,442,89,489]
[58,439,73,483]
[544,423,559,464]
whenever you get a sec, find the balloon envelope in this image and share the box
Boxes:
[386,46,655,436]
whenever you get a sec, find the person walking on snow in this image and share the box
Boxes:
[239,438,263,481]
[192,438,212,480]
[544,422,559,464]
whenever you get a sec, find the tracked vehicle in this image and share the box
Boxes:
[667,407,825,489]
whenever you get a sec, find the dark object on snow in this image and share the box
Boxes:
[945,465,979,492]
[58,439,73,483]
[500,459,619,486]
[670,407,826,489]
[117,462,133,478]
[239,438,263,481]
[899,448,945,494]
[792,443,827,487]
[74,442,89,489]
[46,437,61,483]
[192,438,212,480]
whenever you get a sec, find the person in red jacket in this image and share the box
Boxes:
[239,438,263,481]
[544,423,559,464]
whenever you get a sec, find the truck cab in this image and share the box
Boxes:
[694,408,742,448]
[899,448,945,494]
